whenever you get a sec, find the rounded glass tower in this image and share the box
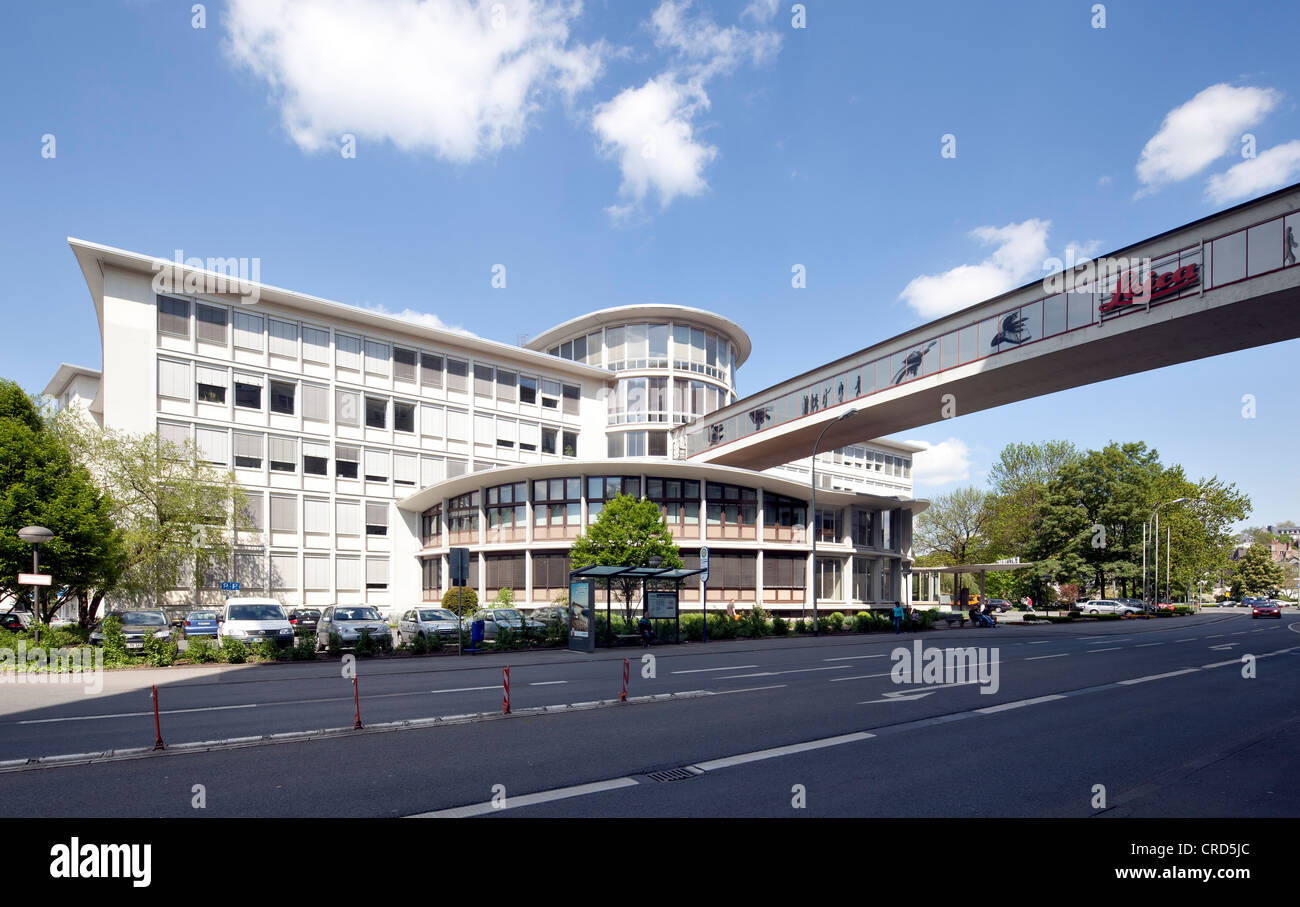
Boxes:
[527,305,751,458]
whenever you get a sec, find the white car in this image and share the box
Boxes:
[1079,599,1142,615]
[218,598,296,649]
[396,607,461,645]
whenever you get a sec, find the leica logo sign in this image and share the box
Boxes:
[1098,263,1199,315]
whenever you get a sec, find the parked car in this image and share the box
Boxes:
[218,599,295,649]
[90,609,174,649]
[396,608,460,645]
[1251,600,1282,619]
[1079,599,1143,615]
[1,611,29,632]
[529,605,570,625]
[983,599,1012,613]
[287,608,321,636]
[316,606,393,652]
[469,609,544,639]
[181,609,220,638]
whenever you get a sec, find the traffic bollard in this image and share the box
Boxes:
[503,666,511,714]
[152,685,165,751]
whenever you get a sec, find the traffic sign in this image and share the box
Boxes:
[19,574,51,586]
[220,582,241,592]
[449,547,470,586]
[699,547,709,584]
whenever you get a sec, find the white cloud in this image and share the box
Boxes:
[741,0,780,23]
[1135,84,1281,194]
[906,438,972,488]
[898,219,1051,319]
[1204,140,1300,204]
[224,0,603,162]
[592,1,780,218]
[355,302,479,338]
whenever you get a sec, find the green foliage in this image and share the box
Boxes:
[1232,542,1285,597]
[491,587,515,607]
[0,380,122,626]
[354,629,379,657]
[327,631,342,656]
[828,611,845,632]
[220,636,249,664]
[100,615,133,666]
[984,441,1081,560]
[409,632,432,655]
[570,494,683,622]
[815,616,832,634]
[741,605,769,638]
[184,636,218,663]
[250,639,280,662]
[543,617,569,647]
[793,618,808,634]
[852,611,873,633]
[770,615,789,636]
[914,486,995,567]
[706,614,737,639]
[142,630,178,667]
[442,586,478,617]
[493,626,520,650]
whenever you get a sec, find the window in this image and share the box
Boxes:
[540,379,561,409]
[364,339,390,375]
[542,427,558,455]
[446,358,467,392]
[484,554,525,595]
[302,383,329,422]
[562,384,580,416]
[764,554,805,590]
[519,422,540,452]
[393,452,418,487]
[421,556,441,599]
[532,478,581,530]
[532,553,571,594]
[421,506,442,546]
[336,333,362,370]
[649,324,668,360]
[448,492,480,537]
[882,510,896,550]
[269,380,296,415]
[158,359,190,400]
[303,441,330,476]
[233,311,263,351]
[764,493,807,532]
[420,353,443,388]
[234,375,262,410]
[394,347,417,382]
[706,482,757,532]
[336,500,360,535]
[496,369,516,402]
[337,557,361,591]
[420,404,444,438]
[647,478,700,529]
[816,558,842,600]
[304,555,330,590]
[240,491,264,532]
[335,444,360,479]
[393,400,415,433]
[336,389,360,426]
[485,482,527,537]
[195,427,227,465]
[157,296,190,337]
[196,365,227,404]
[365,396,387,429]
[366,558,389,591]
[365,501,389,536]
[269,436,297,473]
[269,319,297,357]
[270,496,297,532]
[474,363,494,397]
[196,303,229,345]
[853,558,872,601]
[648,431,668,457]
[363,449,388,483]
[446,408,468,441]
[852,510,875,546]
[302,325,330,363]
[519,375,537,404]
[158,421,190,450]
[304,498,330,534]
[495,418,516,450]
[233,432,263,469]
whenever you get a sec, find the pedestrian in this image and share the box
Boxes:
[893,602,904,634]
[727,599,737,621]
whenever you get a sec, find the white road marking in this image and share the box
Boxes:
[1134,643,1163,648]
[1027,641,1052,645]
[708,684,788,695]
[1026,653,1068,660]
[1208,644,1237,651]
[671,665,758,674]
[719,665,851,679]
[430,686,500,694]
[1175,638,1197,643]
[829,671,892,682]
[1118,668,1199,685]
[1087,647,1122,653]
[17,703,257,725]
[823,654,888,661]
[529,681,568,686]
[695,732,873,771]
[976,695,1065,714]
[407,777,641,818]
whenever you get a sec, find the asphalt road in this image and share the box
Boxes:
[2,612,1297,817]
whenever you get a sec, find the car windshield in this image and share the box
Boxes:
[494,610,520,620]
[117,611,167,626]
[335,608,381,621]
[420,610,454,621]
[188,612,218,621]
[227,605,286,621]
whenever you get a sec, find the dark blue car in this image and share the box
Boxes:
[182,609,220,638]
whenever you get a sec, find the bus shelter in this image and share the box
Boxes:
[568,564,705,647]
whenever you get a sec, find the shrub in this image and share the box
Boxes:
[286,633,317,661]
[852,611,872,633]
[327,631,342,656]
[354,630,378,657]
[741,607,769,639]
[770,615,789,636]
[142,631,178,667]
[793,619,808,634]
[250,639,280,662]
[494,626,519,651]
[184,636,218,663]
[679,613,704,642]
[543,619,568,647]
[220,636,249,664]
[828,612,845,633]
[816,616,832,634]
[442,587,478,618]
[707,614,737,640]
[100,616,134,667]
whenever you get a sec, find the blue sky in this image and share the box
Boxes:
[2,0,1298,527]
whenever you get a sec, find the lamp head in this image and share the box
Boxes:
[18,526,53,545]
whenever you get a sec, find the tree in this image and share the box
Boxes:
[570,494,683,622]
[0,380,121,627]
[1231,542,1285,597]
[985,441,1080,559]
[913,486,994,593]
[442,586,478,617]
[51,409,249,624]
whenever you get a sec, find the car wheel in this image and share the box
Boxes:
[1088,609,1098,615]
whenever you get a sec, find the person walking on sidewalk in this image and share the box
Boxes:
[893,602,904,634]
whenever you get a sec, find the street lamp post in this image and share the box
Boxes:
[1146,496,1205,605]
[18,525,53,646]
[810,408,856,638]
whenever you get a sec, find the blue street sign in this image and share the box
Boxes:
[220,582,241,592]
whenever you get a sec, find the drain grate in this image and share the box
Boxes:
[644,766,703,783]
